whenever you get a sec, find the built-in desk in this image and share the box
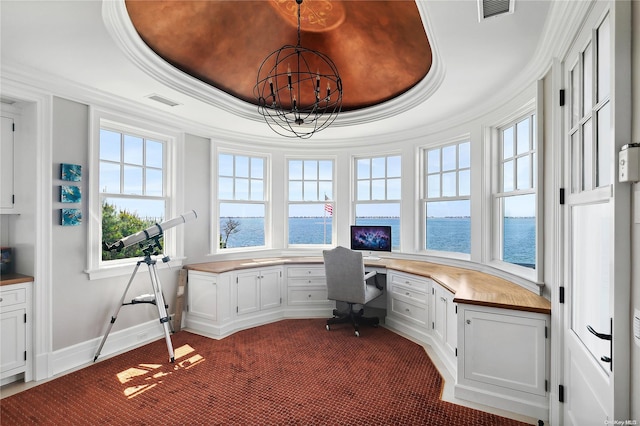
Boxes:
[184,256,550,421]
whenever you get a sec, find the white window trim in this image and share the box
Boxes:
[485,87,544,287]
[285,155,336,248]
[419,136,472,260]
[214,146,271,254]
[86,107,184,280]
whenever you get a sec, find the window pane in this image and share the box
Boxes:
[427,149,440,173]
[250,179,263,201]
[442,171,456,197]
[597,15,610,102]
[503,127,514,159]
[219,203,265,248]
[502,194,536,268]
[427,175,440,198]
[318,181,332,200]
[100,162,120,193]
[146,140,163,168]
[442,145,456,171]
[235,156,249,178]
[597,102,611,187]
[251,158,263,179]
[387,178,401,200]
[288,204,333,245]
[371,157,386,178]
[357,180,370,200]
[516,118,530,155]
[146,168,163,196]
[387,156,401,177]
[371,179,385,200]
[318,160,332,180]
[123,165,143,195]
[459,169,470,196]
[289,160,303,180]
[357,158,370,179]
[100,129,120,161]
[124,135,143,165]
[459,142,470,169]
[304,160,317,180]
[583,119,593,190]
[219,177,234,199]
[235,178,249,200]
[426,200,470,254]
[503,160,514,192]
[517,156,530,190]
[304,181,317,201]
[289,181,303,201]
[219,154,234,176]
[355,203,400,250]
[583,43,593,113]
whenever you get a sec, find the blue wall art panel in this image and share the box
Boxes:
[61,208,82,226]
[60,185,81,203]
[61,163,82,181]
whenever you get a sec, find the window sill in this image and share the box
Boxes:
[85,256,185,280]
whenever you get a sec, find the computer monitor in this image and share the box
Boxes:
[350,225,392,255]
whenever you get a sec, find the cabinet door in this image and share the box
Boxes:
[1,116,14,210]
[432,285,446,343]
[236,271,260,315]
[260,268,281,310]
[463,309,547,396]
[444,291,457,356]
[1,308,26,374]
[187,273,217,321]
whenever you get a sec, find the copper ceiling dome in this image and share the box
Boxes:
[125,0,432,112]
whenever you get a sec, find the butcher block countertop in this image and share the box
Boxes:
[0,273,34,286]
[185,256,551,315]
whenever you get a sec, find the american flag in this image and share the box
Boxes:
[324,195,333,216]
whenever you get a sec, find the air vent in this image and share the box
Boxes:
[478,0,513,21]
[146,94,181,107]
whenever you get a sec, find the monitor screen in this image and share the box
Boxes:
[350,225,392,252]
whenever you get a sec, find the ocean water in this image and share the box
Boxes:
[221,217,535,267]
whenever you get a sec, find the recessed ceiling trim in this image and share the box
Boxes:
[101,0,444,129]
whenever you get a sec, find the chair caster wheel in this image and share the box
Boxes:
[326,324,330,331]
[354,330,360,337]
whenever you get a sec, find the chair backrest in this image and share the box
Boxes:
[322,246,367,304]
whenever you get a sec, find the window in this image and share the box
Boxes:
[423,140,470,255]
[287,159,334,245]
[218,152,266,249]
[99,127,168,262]
[495,113,537,269]
[354,155,401,250]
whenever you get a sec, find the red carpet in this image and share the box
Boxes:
[1,319,531,425]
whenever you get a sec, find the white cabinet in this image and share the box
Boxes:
[185,270,231,336]
[430,282,457,375]
[285,266,333,316]
[235,267,282,315]
[385,271,431,341]
[455,304,550,420]
[1,115,15,211]
[1,281,32,385]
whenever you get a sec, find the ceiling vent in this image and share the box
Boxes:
[146,94,181,107]
[478,0,513,21]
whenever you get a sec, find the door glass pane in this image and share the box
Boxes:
[583,119,593,191]
[583,43,593,114]
[571,67,579,127]
[571,132,580,193]
[597,102,611,187]
[571,202,611,371]
[597,15,610,102]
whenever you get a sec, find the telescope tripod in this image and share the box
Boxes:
[93,245,175,363]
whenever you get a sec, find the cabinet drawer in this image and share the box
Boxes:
[287,267,325,278]
[389,273,429,293]
[0,288,26,308]
[288,287,328,305]
[288,277,326,287]
[391,284,428,304]
[390,297,428,326]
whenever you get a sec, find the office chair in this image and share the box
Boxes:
[322,246,384,337]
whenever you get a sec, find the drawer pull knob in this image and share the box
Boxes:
[440,297,447,302]
[308,294,312,298]
[0,298,3,302]
[405,308,411,313]
[405,292,410,296]
[466,319,471,325]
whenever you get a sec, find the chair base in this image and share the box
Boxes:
[326,303,379,336]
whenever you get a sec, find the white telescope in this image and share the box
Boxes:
[102,210,197,252]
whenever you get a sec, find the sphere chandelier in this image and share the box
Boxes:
[254,0,343,139]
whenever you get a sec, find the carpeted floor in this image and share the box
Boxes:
[1,319,531,425]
